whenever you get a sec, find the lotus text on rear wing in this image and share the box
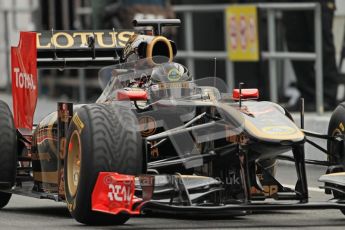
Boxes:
[36,31,135,49]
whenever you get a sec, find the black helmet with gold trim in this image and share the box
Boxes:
[149,62,194,101]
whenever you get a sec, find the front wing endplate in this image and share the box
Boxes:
[92,172,141,215]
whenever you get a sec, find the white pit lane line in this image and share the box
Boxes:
[283,184,324,193]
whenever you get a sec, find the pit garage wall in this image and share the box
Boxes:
[334,0,345,70]
[173,0,284,101]
[1,0,343,103]
[0,0,38,90]
[174,0,345,102]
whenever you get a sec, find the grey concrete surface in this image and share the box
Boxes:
[291,112,331,161]
[0,164,344,230]
[0,92,70,123]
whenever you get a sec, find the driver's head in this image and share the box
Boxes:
[151,62,191,83]
[149,62,194,102]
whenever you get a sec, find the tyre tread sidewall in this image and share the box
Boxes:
[64,104,142,225]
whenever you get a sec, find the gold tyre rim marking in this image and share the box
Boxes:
[67,131,81,197]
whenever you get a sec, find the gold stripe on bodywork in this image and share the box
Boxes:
[48,112,58,154]
[244,119,304,142]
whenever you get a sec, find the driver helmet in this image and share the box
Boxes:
[149,62,194,102]
[151,62,191,83]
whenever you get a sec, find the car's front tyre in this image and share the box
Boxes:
[64,104,142,225]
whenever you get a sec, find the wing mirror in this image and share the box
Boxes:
[232,88,259,100]
[117,90,148,101]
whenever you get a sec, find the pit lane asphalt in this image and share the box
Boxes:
[1,163,345,230]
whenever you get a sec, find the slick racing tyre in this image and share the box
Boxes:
[328,102,345,167]
[327,102,345,215]
[64,104,142,225]
[0,100,17,208]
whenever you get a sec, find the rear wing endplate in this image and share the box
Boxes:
[11,30,135,130]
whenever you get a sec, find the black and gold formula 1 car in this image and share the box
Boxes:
[1,19,345,225]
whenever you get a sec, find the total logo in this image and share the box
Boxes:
[13,67,36,90]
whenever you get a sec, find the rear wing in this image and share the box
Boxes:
[11,19,180,130]
[37,30,135,69]
[11,30,135,130]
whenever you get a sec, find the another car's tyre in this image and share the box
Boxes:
[0,100,17,208]
[0,192,12,209]
[328,102,345,166]
[327,102,345,165]
[64,103,142,225]
[327,102,345,215]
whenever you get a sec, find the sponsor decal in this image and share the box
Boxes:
[167,68,181,81]
[251,185,278,197]
[108,184,131,202]
[261,126,296,135]
[92,172,139,215]
[138,116,156,137]
[37,31,135,49]
[158,82,191,90]
[13,67,36,90]
[72,113,85,134]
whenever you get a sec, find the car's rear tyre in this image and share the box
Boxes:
[64,104,142,225]
[327,102,345,215]
[0,100,17,208]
